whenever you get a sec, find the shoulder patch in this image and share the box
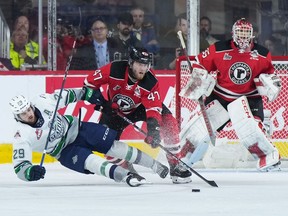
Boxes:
[252,43,269,57]
[110,61,129,79]
[14,130,21,138]
[215,40,232,52]
[139,71,158,91]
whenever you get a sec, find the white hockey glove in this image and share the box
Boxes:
[179,67,216,100]
[254,74,281,102]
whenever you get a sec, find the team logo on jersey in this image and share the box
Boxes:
[134,86,141,98]
[113,85,121,91]
[125,84,134,90]
[48,116,65,141]
[223,53,232,60]
[35,129,43,140]
[229,62,252,84]
[250,50,259,60]
[113,94,135,111]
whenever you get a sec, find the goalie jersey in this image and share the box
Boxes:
[196,39,275,101]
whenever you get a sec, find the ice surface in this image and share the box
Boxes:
[1,163,288,216]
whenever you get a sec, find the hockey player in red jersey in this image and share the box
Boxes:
[83,47,192,183]
[182,18,282,171]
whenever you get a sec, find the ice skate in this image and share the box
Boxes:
[124,172,147,187]
[152,161,169,179]
[170,164,192,184]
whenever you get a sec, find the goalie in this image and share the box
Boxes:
[180,18,281,171]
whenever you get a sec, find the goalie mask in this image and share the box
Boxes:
[232,18,254,51]
[9,95,34,121]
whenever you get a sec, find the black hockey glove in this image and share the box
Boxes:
[81,86,105,106]
[144,118,161,148]
[25,165,46,181]
[95,100,119,116]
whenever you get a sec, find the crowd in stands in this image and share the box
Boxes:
[2,2,287,71]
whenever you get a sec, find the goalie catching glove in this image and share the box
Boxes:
[254,74,281,102]
[179,63,216,100]
[145,118,161,148]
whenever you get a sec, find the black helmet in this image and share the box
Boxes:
[129,47,151,65]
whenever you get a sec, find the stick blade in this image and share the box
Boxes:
[208,180,218,187]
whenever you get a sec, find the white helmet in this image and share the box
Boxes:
[232,18,254,51]
[9,95,31,115]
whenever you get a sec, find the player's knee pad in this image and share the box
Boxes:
[180,100,229,165]
[227,96,275,160]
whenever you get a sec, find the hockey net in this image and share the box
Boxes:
[173,56,288,168]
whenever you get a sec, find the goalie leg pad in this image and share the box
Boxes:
[227,96,279,169]
[180,100,229,166]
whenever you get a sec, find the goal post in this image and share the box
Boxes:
[174,55,288,168]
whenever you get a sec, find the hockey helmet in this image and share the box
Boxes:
[129,47,151,65]
[232,18,254,50]
[9,95,31,115]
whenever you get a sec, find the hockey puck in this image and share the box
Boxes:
[192,189,200,192]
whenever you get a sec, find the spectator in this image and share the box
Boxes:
[42,20,69,70]
[13,15,38,42]
[70,17,118,70]
[200,16,218,49]
[252,24,264,45]
[264,36,285,56]
[111,12,143,61]
[13,15,29,32]
[10,27,45,70]
[158,13,208,69]
[130,6,160,55]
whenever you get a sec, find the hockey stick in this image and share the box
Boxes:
[116,111,218,187]
[177,31,216,146]
[40,8,82,166]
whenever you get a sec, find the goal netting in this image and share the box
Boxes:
[173,56,288,168]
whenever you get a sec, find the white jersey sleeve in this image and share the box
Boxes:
[43,88,83,109]
[12,125,34,181]
[12,88,83,181]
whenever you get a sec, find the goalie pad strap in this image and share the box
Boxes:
[227,96,275,159]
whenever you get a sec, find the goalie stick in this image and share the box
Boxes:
[116,111,218,187]
[40,8,82,166]
[177,30,216,146]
